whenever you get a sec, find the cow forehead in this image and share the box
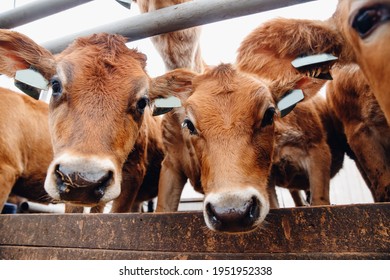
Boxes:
[188,68,273,116]
[53,46,149,104]
[54,33,148,87]
[57,52,146,82]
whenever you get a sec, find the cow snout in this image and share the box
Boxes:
[206,196,260,232]
[203,188,269,233]
[55,164,113,204]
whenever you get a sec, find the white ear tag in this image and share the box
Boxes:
[291,53,338,69]
[152,96,182,116]
[14,69,49,100]
[15,69,49,91]
[277,89,304,117]
[115,0,132,9]
[291,53,337,80]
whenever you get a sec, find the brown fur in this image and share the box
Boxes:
[0,88,52,211]
[150,65,273,232]
[149,16,346,212]
[236,3,390,202]
[237,1,390,124]
[133,0,208,212]
[327,65,390,201]
[151,63,342,216]
[0,30,164,212]
[330,0,390,123]
[235,19,349,206]
[269,95,344,206]
[236,18,344,101]
[134,0,205,73]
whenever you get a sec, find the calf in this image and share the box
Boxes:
[0,88,52,212]
[237,17,348,205]
[269,94,345,207]
[327,65,390,201]
[151,63,342,232]
[238,13,390,202]
[0,30,164,212]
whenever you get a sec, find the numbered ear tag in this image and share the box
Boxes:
[291,53,337,80]
[277,89,304,117]
[152,96,182,116]
[115,0,132,9]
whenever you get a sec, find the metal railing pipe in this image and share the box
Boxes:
[43,0,315,53]
[0,0,95,28]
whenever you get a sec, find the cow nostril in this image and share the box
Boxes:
[94,185,106,200]
[206,202,222,227]
[248,196,260,221]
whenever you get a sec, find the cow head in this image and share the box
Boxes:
[0,29,162,207]
[151,64,302,232]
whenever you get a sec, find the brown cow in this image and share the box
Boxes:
[133,0,205,73]
[0,30,164,212]
[150,63,343,232]
[0,88,52,212]
[327,65,390,202]
[132,0,209,211]
[331,0,390,124]
[237,11,390,202]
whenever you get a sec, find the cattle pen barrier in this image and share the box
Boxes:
[1,203,389,259]
[1,0,316,53]
[0,0,389,260]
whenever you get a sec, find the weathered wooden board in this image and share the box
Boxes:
[0,203,389,260]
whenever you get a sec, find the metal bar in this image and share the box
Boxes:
[19,201,65,213]
[0,0,95,29]
[43,0,316,53]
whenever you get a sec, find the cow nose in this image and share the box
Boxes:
[55,164,113,203]
[205,196,260,233]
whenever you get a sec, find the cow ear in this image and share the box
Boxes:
[0,29,55,81]
[150,68,197,116]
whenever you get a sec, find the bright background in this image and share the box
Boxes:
[0,0,373,208]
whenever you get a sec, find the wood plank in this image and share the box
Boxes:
[0,246,387,260]
[0,203,389,259]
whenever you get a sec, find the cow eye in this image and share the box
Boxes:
[351,4,390,38]
[50,78,62,97]
[136,96,149,114]
[182,118,198,135]
[261,107,276,128]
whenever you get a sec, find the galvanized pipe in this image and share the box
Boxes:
[0,0,95,29]
[19,201,65,213]
[43,0,315,53]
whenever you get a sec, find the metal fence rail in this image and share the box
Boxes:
[0,0,94,29]
[40,0,315,53]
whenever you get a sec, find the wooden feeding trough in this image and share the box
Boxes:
[0,203,389,259]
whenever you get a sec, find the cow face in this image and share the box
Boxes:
[0,30,155,207]
[152,64,280,232]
